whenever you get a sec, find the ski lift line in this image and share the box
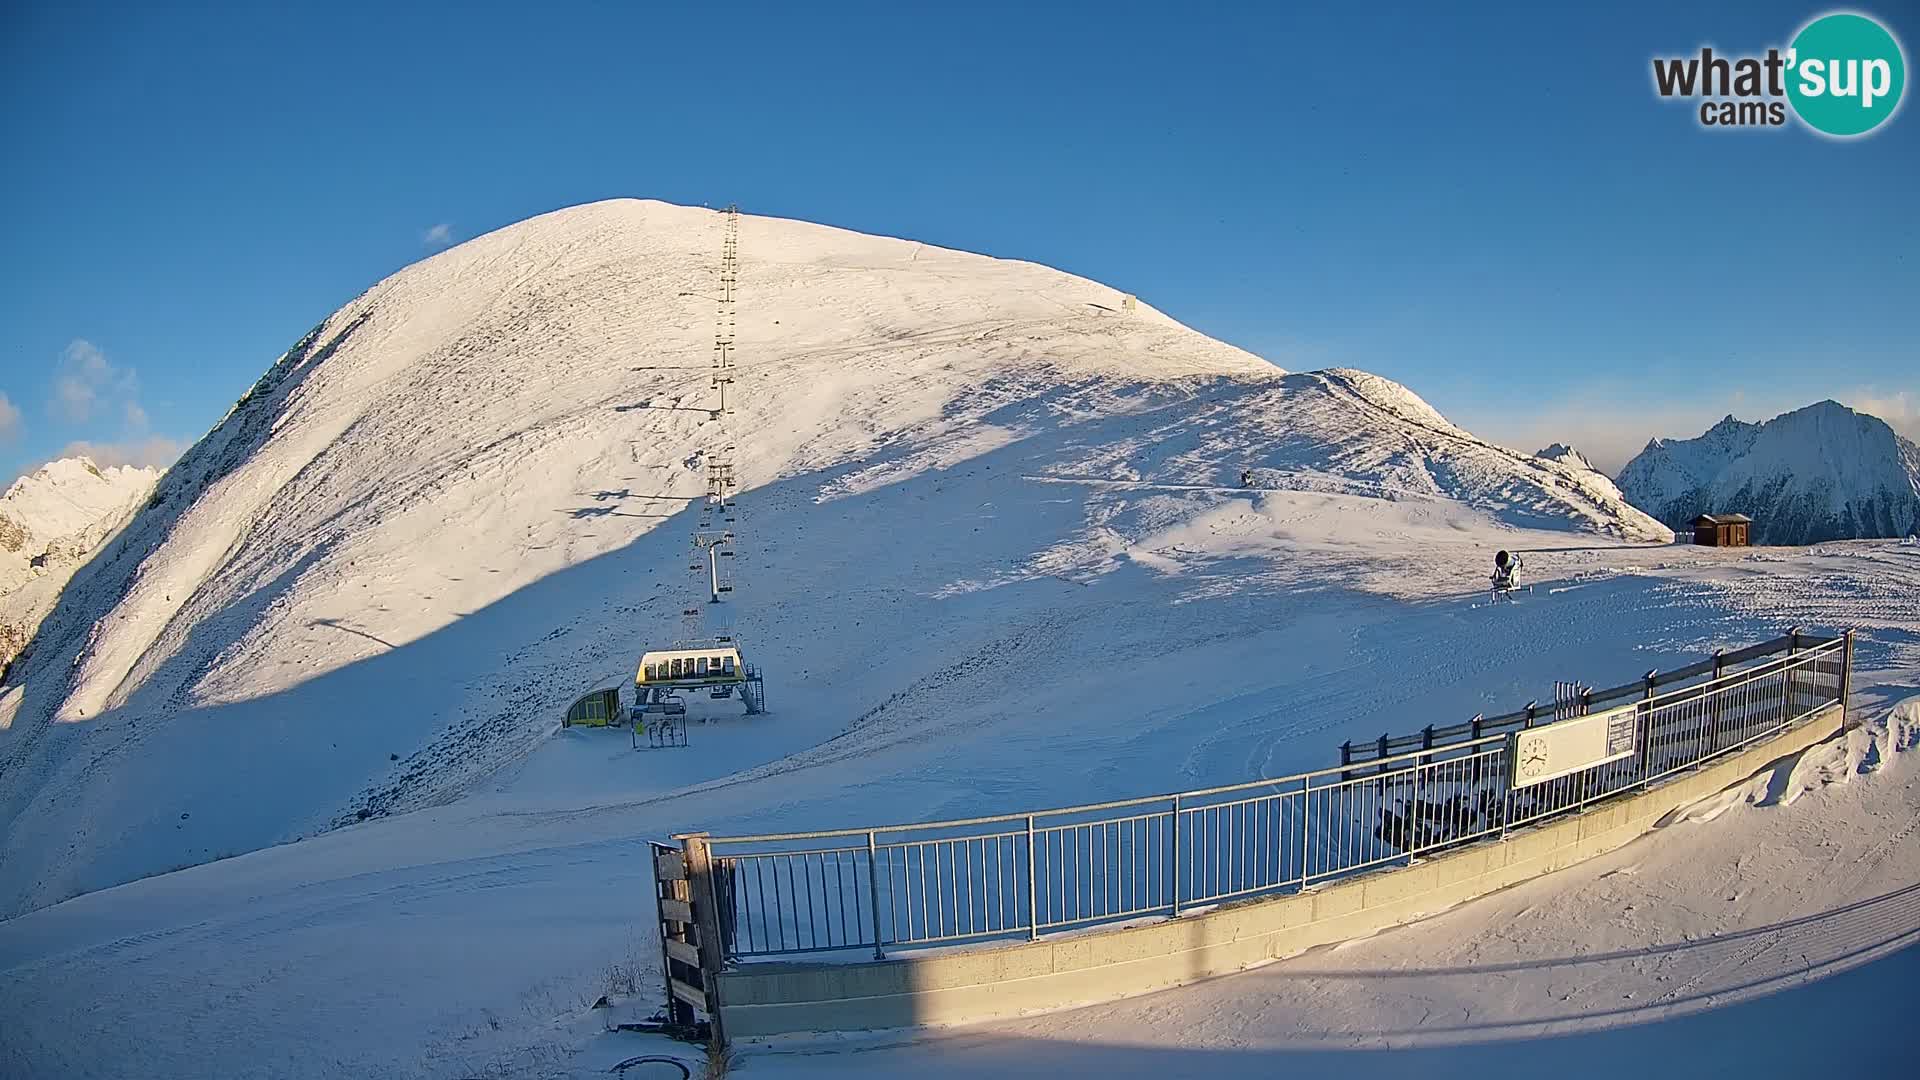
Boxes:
[679,205,748,646]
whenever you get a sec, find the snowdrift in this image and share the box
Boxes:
[0,199,1667,914]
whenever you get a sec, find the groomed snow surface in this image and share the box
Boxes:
[0,201,1914,1079]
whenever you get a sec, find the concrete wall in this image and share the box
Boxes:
[718,704,1842,1038]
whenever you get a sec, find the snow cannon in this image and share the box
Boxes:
[1489,550,1528,600]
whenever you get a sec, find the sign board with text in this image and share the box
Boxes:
[1508,703,1639,789]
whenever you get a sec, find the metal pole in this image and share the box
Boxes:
[1025,815,1039,941]
[1170,795,1183,917]
[1408,758,1421,866]
[1842,629,1855,729]
[1298,775,1312,889]
[866,831,886,960]
[1786,627,1800,720]
[1637,671,1657,790]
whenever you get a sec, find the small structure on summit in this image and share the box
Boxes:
[1692,513,1752,546]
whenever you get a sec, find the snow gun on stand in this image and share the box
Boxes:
[1488,550,1530,603]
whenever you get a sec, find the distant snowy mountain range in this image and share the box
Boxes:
[1616,401,1920,545]
[1,457,158,677]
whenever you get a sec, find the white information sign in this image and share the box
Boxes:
[1508,703,1639,789]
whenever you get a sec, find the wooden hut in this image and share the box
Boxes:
[1692,513,1752,546]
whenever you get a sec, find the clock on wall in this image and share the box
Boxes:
[1518,734,1550,779]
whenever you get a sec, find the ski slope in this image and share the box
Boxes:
[2,538,1915,1080]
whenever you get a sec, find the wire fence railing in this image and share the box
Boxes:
[695,631,1850,962]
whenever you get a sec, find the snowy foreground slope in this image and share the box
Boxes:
[0,457,158,677]
[1617,401,1920,544]
[0,199,1665,917]
[2,539,1915,1080]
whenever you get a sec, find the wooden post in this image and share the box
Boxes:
[651,842,697,1029]
[675,832,728,1048]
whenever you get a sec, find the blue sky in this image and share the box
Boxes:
[2,0,1914,482]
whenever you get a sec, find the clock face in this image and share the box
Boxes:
[1519,735,1549,778]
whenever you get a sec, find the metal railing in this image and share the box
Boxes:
[692,631,1850,963]
[1339,629,1836,768]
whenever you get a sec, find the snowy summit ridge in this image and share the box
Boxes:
[1617,400,1920,544]
[1535,443,1599,474]
[0,198,1668,914]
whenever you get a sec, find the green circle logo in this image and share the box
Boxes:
[1787,12,1906,136]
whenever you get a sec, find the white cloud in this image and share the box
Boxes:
[0,392,21,443]
[50,339,139,425]
[421,223,455,248]
[26,340,184,475]
[53,436,185,472]
[1848,390,1920,443]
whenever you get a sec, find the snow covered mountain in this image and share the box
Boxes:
[0,457,158,678]
[1617,402,1920,545]
[1536,443,1598,474]
[0,199,1668,915]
